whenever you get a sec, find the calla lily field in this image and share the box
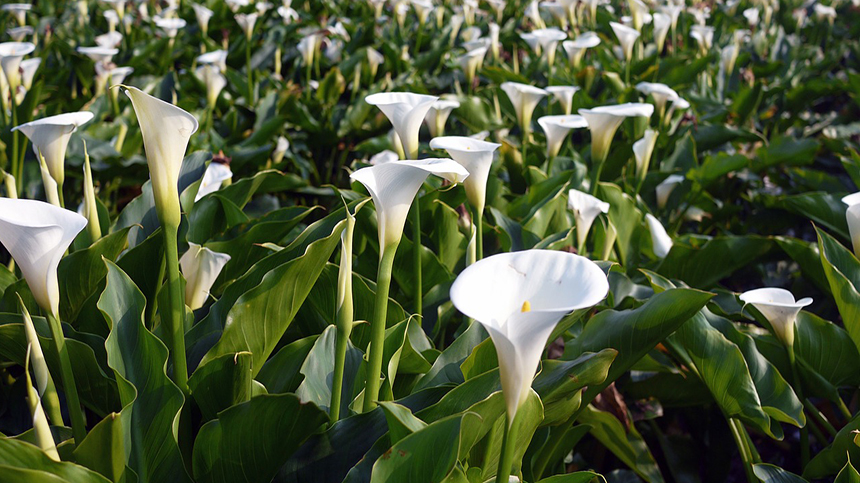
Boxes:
[0,0,859,482]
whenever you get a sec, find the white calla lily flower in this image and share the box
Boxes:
[690,25,714,54]
[652,12,671,53]
[12,112,95,188]
[2,3,31,26]
[8,26,33,42]
[743,7,760,26]
[369,150,399,166]
[298,32,322,68]
[656,173,684,208]
[76,46,119,64]
[568,189,610,250]
[530,28,567,66]
[562,32,600,68]
[195,64,227,107]
[234,13,258,40]
[645,213,672,258]
[633,129,658,183]
[546,86,580,115]
[365,92,438,159]
[458,45,489,88]
[429,136,500,215]
[813,3,836,24]
[841,193,860,256]
[610,22,640,61]
[424,98,460,138]
[180,243,232,310]
[501,82,548,135]
[450,249,609,422]
[195,161,232,202]
[538,114,587,159]
[197,50,228,73]
[366,47,384,78]
[0,42,35,91]
[541,2,569,30]
[104,10,119,32]
[350,158,469,253]
[635,82,678,118]
[628,0,650,30]
[95,31,123,49]
[122,85,199,225]
[277,6,299,24]
[193,3,214,35]
[578,103,654,163]
[154,16,186,38]
[0,199,87,316]
[739,288,812,347]
[20,57,40,90]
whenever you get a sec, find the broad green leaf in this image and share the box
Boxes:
[578,405,664,483]
[188,351,254,421]
[256,335,319,394]
[0,438,110,483]
[192,394,328,483]
[805,414,860,480]
[770,193,849,241]
[657,235,773,288]
[199,218,345,373]
[598,183,642,267]
[414,321,486,391]
[296,325,362,417]
[378,401,428,445]
[755,463,809,483]
[72,412,126,483]
[754,136,819,170]
[836,457,860,483]
[537,471,603,482]
[565,288,714,402]
[99,261,190,483]
[533,349,618,426]
[775,237,830,295]
[817,226,860,355]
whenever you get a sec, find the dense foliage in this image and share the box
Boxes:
[0,0,859,482]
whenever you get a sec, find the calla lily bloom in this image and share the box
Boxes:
[195,161,233,202]
[12,112,95,189]
[8,26,33,42]
[633,129,658,184]
[541,2,569,30]
[122,85,199,224]
[546,85,579,115]
[529,28,567,66]
[501,82,548,138]
[635,82,678,119]
[841,193,860,256]
[235,13,258,40]
[195,64,227,107]
[652,12,671,53]
[610,22,640,61]
[429,136,500,217]
[277,6,299,23]
[180,243,232,310]
[154,16,186,38]
[424,98,460,138]
[449,249,609,423]
[743,7,760,26]
[739,288,811,347]
[298,32,322,68]
[0,42,35,91]
[537,114,588,159]
[578,102,654,164]
[690,25,714,54]
[366,47,384,78]
[645,213,672,258]
[656,173,684,208]
[365,92,438,159]
[628,0,650,30]
[1,3,31,26]
[369,150,399,166]
[192,3,214,36]
[20,57,39,90]
[813,3,836,24]
[0,199,87,316]
[95,31,123,49]
[458,45,489,88]
[104,10,119,32]
[659,4,683,32]
[350,158,469,253]
[197,50,228,73]
[562,32,600,68]
[76,46,118,64]
[568,189,610,251]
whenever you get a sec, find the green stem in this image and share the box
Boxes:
[47,312,87,444]
[495,415,517,483]
[245,40,254,105]
[411,199,422,318]
[11,93,20,194]
[331,213,356,423]
[728,418,757,483]
[476,209,483,261]
[837,396,853,420]
[57,181,65,209]
[533,401,590,478]
[163,223,188,393]
[802,399,837,438]
[362,246,397,412]
[788,345,809,467]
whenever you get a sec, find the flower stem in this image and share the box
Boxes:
[495,415,517,483]
[245,40,254,106]
[476,209,484,261]
[411,199,422,318]
[837,397,853,420]
[331,210,357,423]
[46,312,87,445]
[787,345,810,467]
[362,246,397,412]
[10,93,20,194]
[728,417,757,483]
[162,223,189,394]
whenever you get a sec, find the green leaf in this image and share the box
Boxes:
[296,325,362,417]
[836,457,860,483]
[598,183,642,267]
[769,193,849,241]
[0,438,110,483]
[754,136,819,170]
[72,412,126,482]
[192,394,328,483]
[657,235,773,288]
[817,226,860,356]
[188,351,254,421]
[255,335,319,394]
[578,405,664,483]
[565,288,714,402]
[754,463,809,482]
[199,218,345,374]
[378,401,428,445]
[537,471,603,482]
[533,349,618,426]
[99,261,190,483]
[58,227,131,324]
[805,414,860,480]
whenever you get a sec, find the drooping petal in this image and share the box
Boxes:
[0,199,87,316]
